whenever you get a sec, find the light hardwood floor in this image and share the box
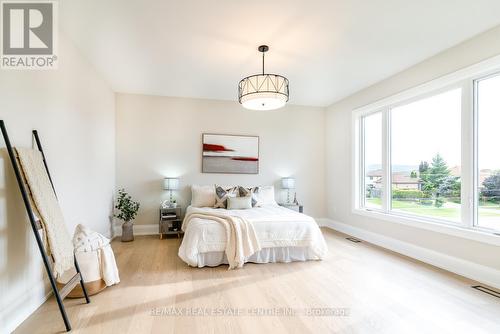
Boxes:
[15,228,500,334]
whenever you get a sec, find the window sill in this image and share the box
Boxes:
[352,208,500,247]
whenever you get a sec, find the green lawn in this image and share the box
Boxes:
[366,198,500,219]
[479,200,500,207]
[393,202,459,219]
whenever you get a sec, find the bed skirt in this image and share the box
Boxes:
[194,246,320,268]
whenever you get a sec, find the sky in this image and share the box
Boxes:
[364,75,500,172]
[391,88,461,168]
[477,74,500,170]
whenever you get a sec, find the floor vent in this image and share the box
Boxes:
[472,285,500,299]
[346,237,362,243]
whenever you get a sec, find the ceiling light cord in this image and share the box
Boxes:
[262,51,265,75]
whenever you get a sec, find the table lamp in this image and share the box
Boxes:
[281,177,295,204]
[163,177,179,206]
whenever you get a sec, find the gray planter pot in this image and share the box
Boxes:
[121,220,134,242]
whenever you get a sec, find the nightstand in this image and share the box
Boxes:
[279,203,304,213]
[159,207,183,239]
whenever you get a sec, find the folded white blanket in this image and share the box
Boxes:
[73,224,110,252]
[16,147,74,277]
[182,209,261,269]
[73,224,120,286]
[99,244,120,286]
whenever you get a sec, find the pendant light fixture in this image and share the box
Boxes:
[238,45,289,111]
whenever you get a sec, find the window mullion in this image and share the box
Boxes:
[358,117,366,208]
[382,109,391,213]
[461,80,474,228]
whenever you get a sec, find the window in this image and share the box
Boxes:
[362,112,383,209]
[391,89,461,222]
[354,58,500,238]
[475,74,500,231]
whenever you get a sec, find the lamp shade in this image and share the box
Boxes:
[238,45,289,111]
[281,177,295,189]
[239,74,289,111]
[163,178,179,190]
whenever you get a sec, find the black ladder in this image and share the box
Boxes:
[0,120,90,332]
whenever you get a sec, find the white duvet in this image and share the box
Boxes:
[178,205,328,267]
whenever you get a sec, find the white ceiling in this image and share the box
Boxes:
[61,0,500,107]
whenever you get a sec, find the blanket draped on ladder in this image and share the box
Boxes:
[182,209,261,269]
[16,147,74,277]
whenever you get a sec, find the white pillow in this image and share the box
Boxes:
[227,196,252,210]
[191,185,216,207]
[256,185,277,206]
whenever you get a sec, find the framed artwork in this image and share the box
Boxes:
[202,134,259,174]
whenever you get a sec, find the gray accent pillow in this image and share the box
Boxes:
[227,196,252,210]
[214,185,238,208]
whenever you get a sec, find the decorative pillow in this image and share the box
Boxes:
[256,185,277,206]
[214,185,238,208]
[191,185,216,207]
[238,186,260,207]
[227,196,252,210]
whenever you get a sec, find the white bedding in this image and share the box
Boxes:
[178,205,328,267]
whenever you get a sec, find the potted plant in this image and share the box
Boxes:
[114,189,140,242]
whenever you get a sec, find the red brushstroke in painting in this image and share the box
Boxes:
[231,157,259,161]
[203,144,234,152]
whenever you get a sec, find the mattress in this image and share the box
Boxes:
[178,205,328,267]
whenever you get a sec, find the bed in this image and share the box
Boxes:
[178,203,328,268]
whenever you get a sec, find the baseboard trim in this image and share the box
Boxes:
[7,280,51,333]
[317,218,500,290]
[113,223,158,237]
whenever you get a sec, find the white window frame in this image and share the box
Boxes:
[358,110,386,212]
[352,54,500,246]
[472,70,500,232]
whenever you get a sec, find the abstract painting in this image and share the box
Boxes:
[202,134,259,174]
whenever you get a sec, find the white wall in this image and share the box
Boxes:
[325,26,500,275]
[116,93,326,227]
[0,35,115,333]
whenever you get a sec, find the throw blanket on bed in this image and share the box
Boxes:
[16,147,74,277]
[183,209,261,269]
